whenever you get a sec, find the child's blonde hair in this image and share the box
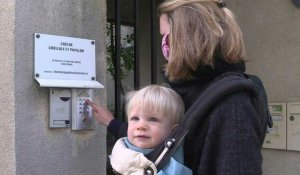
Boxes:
[126,85,184,125]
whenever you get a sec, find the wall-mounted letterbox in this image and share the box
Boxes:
[287,102,300,151]
[263,103,287,150]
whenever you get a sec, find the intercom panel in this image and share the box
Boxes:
[49,88,71,128]
[71,89,94,130]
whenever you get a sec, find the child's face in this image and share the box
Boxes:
[127,106,174,149]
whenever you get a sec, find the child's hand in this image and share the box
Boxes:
[86,99,114,126]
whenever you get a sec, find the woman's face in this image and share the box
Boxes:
[159,14,170,35]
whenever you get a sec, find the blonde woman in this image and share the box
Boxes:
[89,0,266,174]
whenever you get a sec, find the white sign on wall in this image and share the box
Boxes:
[34,33,103,88]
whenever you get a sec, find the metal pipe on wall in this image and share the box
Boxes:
[114,0,121,118]
[134,0,140,89]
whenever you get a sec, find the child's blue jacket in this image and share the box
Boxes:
[110,137,192,175]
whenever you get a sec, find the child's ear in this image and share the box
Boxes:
[171,124,178,131]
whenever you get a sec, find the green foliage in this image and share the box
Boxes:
[105,23,135,174]
[106,23,134,80]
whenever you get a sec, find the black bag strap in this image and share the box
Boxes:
[247,74,273,128]
[145,73,261,173]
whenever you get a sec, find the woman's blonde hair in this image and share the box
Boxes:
[125,85,184,125]
[158,0,246,81]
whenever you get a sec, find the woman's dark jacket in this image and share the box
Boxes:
[107,58,266,175]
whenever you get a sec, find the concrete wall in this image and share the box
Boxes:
[1,0,108,175]
[0,1,16,175]
[227,0,300,174]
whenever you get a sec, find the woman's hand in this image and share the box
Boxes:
[86,99,114,126]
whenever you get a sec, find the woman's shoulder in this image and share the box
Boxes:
[219,90,253,106]
[222,88,253,103]
[210,91,256,120]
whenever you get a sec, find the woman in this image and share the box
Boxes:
[88,0,266,174]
